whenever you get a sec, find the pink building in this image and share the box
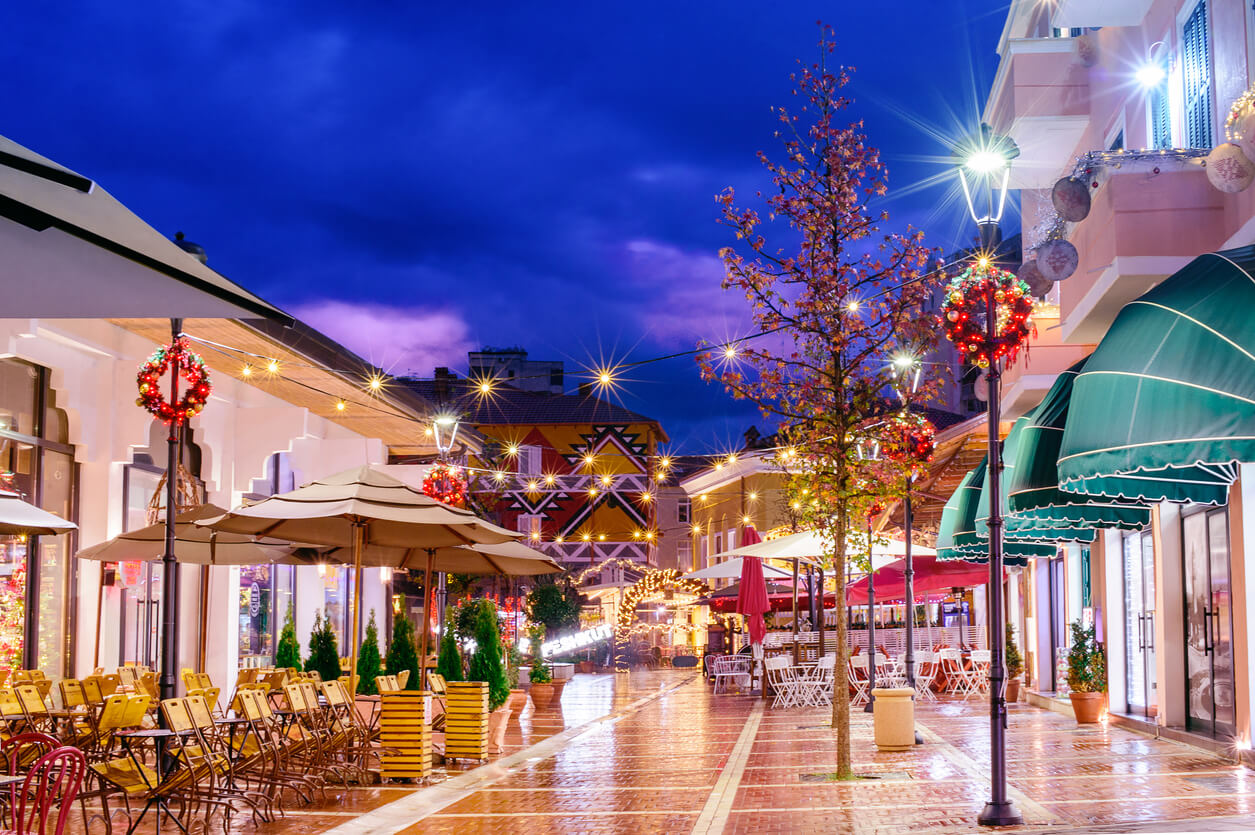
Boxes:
[978,0,1255,755]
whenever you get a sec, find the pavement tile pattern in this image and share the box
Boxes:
[62,670,1255,834]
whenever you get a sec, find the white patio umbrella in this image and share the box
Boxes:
[0,490,76,536]
[683,557,793,582]
[304,538,563,576]
[200,466,519,689]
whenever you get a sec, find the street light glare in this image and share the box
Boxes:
[965,148,1007,174]
[1136,63,1166,88]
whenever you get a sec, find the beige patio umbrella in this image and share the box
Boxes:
[303,538,562,575]
[76,504,304,566]
[0,490,77,535]
[199,466,520,690]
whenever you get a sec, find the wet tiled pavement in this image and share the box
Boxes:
[66,671,1255,833]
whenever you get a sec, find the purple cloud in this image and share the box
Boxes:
[290,300,473,376]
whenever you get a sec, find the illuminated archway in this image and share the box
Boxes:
[613,569,709,670]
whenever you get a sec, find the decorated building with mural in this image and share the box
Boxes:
[401,356,672,581]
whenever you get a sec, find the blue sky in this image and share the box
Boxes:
[2,1,1007,452]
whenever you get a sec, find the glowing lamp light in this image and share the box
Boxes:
[659,456,671,469]
[335,400,347,412]
[724,345,738,359]
[583,453,596,466]
[433,415,460,456]
[964,148,1007,174]
[846,300,859,312]
[368,374,385,393]
[748,491,757,501]
[727,453,737,463]
[588,487,598,496]
[544,474,556,485]
[639,492,652,503]
[530,531,541,541]
[240,364,252,377]
[1136,62,1166,88]
[977,256,990,269]
[582,532,592,541]
[691,524,702,535]
[600,474,612,486]
[527,480,539,491]
[479,381,493,394]
[741,515,751,525]
[266,359,279,374]
[493,470,506,483]
[598,533,606,541]
[632,530,641,539]
[505,443,520,457]
[644,531,655,541]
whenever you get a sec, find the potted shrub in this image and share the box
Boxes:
[305,611,342,683]
[527,626,557,709]
[274,605,302,671]
[467,600,512,753]
[506,642,527,714]
[355,610,384,695]
[1066,621,1106,723]
[436,606,465,684]
[1005,623,1024,703]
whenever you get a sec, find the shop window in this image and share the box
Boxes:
[239,563,295,666]
[677,499,691,524]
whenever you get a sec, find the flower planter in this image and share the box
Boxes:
[577,660,594,674]
[1069,691,1104,724]
[507,688,528,714]
[1005,678,1021,703]
[530,682,557,710]
[551,679,567,702]
[488,705,512,753]
[445,681,489,761]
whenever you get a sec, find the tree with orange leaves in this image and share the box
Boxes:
[701,25,940,778]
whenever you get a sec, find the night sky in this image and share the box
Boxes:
[3,1,1007,452]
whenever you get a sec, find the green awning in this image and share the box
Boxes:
[972,415,1078,540]
[936,457,1047,566]
[1058,246,1255,505]
[1009,359,1150,531]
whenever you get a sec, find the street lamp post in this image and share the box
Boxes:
[891,354,924,746]
[957,124,1024,828]
[856,435,881,713]
[430,414,460,649]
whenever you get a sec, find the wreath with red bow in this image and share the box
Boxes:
[423,462,468,507]
[135,338,212,424]
[941,264,1035,366]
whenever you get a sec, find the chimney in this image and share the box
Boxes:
[578,382,593,398]
[434,367,455,399]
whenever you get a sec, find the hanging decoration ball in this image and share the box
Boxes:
[1225,85,1255,161]
[1035,239,1079,282]
[135,337,212,425]
[939,262,1036,366]
[422,462,469,507]
[1205,143,1255,193]
[1051,176,1092,222]
[1018,260,1053,298]
[885,412,936,467]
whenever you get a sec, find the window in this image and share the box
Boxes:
[1108,131,1124,152]
[517,515,542,540]
[1150,80,1172,149]
[516,445,542,476]
[1051,27,1082,38]
[1182,0,1212,148]
[549,368,563,388]
[677,499,691,524]
[677,540,692,571]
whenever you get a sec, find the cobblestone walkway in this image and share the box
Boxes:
[73,671,1255,834]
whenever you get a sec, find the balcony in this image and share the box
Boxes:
[1000,306,1094,419]
[1058,165,1223,343]
[984,38,1090,189]
[1052,0,1152,29]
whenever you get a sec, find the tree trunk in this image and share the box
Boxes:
[831,501,851,778]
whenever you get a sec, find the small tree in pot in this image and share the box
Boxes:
[1066,621,1106,723]
[436,606,464,684]
[527,625,558,710]
[274,605,301,671]
[1005,623,1024,703]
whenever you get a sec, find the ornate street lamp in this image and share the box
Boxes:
[955,125,1024,828]
[891,353,925,746]
[432,414,460,459]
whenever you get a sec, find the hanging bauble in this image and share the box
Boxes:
[1036,239,1079,282]
[135,337,212,425]
[1018,260,1053,297]
[939,262,1036,366]
[1224,84,1255,160]
[1051,176,1092,222]
[1205,143,1255,193]
[884,412,936,467]
[422,462,469,507]
[1075,32,1099,67]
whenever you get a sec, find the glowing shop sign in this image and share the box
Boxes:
[518,623,613,658]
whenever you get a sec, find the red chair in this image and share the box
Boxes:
[1,747,87,835]
[0,734,58,828]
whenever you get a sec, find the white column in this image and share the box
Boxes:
[1101,528,1127,715]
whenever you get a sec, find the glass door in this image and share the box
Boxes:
[1122,531,1156,717]
[1183,509,1236,736]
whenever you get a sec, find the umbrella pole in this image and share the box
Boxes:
[791,558,799,665]
[418,548,435,690]
[818,568,825,658]
[159,317,182,703]
[93,568,104,670]
[348,520,364,695]
[198,565,210,673]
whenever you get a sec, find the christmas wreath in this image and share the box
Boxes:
[885,412,936,465]
[136,338,212,424]
[423,462,468,507]
[940,264,1035,366]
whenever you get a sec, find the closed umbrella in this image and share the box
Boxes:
[200,466,518,690]
[736,554,770,696]
[0,490,76,535]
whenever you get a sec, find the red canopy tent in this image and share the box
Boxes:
[844,554,993,605]
[705,581,835,613]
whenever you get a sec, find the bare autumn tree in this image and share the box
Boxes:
[701,27,939,778]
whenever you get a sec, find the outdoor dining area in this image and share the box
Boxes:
[694,527,996,712]
[0,463,567,834]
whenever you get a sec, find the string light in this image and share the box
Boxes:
[741,515,751,524]
[600,474,612,486]
[582,532,592,542]
[583,453,596,466]
[644,530,655,541]
[493,470,506,483]
[727,453,738,463]
[639,492,652,503]
[847,300,859,312]
[588,487,598,496]
[692,524,702,535]
[266,359,279,374]
[598,533,606,541]
[335,399,347,412]
[659,456,671,469]
[505,444,520,457]
[544,474,556,486]
[367,374,386,393]
[240,365,252,377]
[526,480,539,491]
[748,491,757,501]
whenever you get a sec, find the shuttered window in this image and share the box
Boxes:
[1182,1,1212,148]
[1150,82,1172,149]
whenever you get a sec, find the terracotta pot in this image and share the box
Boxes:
[1005,678,1021,703]
[507,688,527,714]
[551,679,567,701]
[488,705,512,753]
[530,682,557,710]
[1069,691,1104,724]
[577,660,594,674]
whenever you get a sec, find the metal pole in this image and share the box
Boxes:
[978,261,1024,827]
[817,567,826,657]
[159,318,182,702]
[348,520,364,694]
[791,557,799,665]
[418,548,435,690]
[864,516,876,713]
[905,482,924,745]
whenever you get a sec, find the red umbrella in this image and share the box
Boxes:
[732,527,763,642]
[844,554,993,605]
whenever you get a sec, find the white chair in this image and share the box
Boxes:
[849,655,870,704]
[764,655,802,708]
[712,654,752,694]
[912,651,938,701]
[800,653,837,707]
[969,650,991,695]
[938,648,977,696]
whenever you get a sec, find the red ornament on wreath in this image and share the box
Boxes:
[885,412,936,469]
[940,263,1036,366]
[135,337,212,424]
[422,462,468,507]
